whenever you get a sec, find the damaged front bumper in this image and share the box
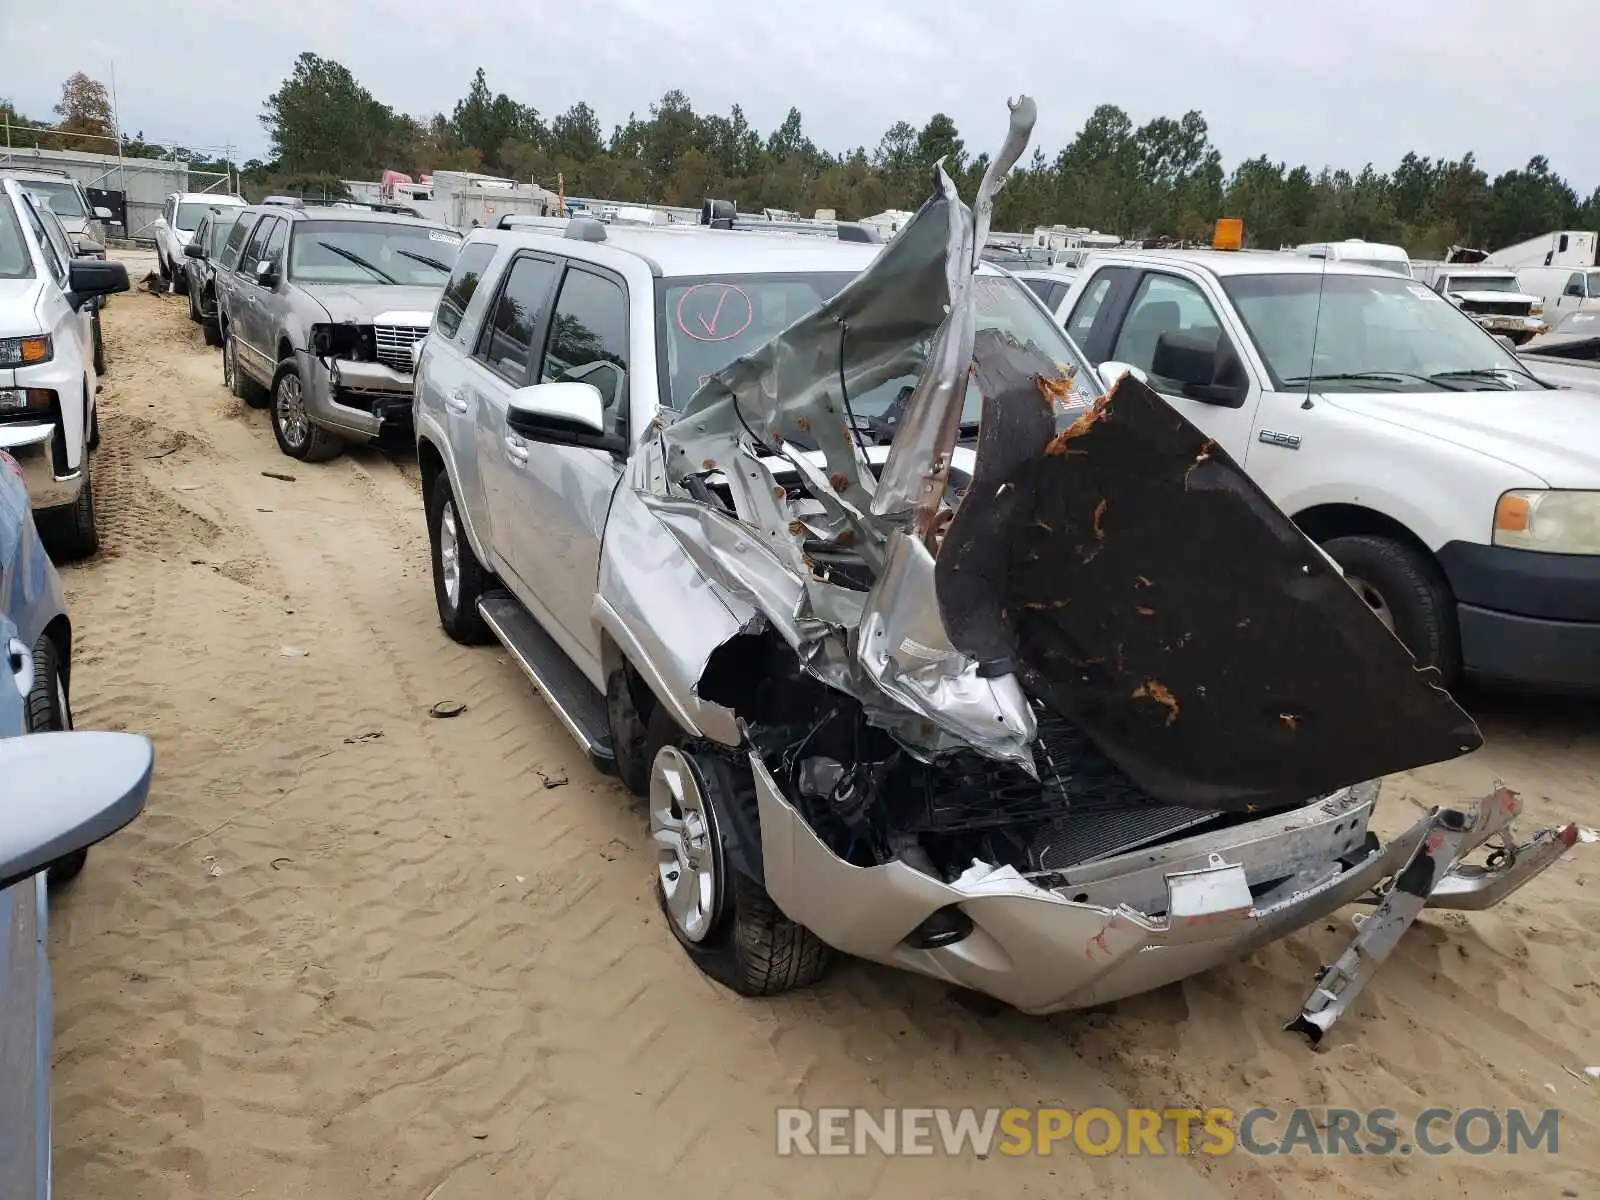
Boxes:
[300,350,415,447]
[753,753,1576,1030]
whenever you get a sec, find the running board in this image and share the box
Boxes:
[477,590,616,772]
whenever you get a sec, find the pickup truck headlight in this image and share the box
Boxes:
[0,335,52,368]
[1530,301,1545,317]
[1494,490,1600,555]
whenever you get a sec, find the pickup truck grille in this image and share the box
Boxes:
[1463,300,1532,317]
[372,324,427,372]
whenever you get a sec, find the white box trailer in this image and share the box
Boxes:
[1483,230,1599,270]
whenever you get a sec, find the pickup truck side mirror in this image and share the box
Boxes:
[1151,329,1248,407]
[254,259,280,288]
[1493,334,1518,353]
[0,730,154,892]
[93,206,114,221]
[184,243,206,259]
[65,257,130,311]
[506,381,626,457]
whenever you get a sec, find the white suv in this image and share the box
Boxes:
[0,179,128,559]
[153,192,246,292]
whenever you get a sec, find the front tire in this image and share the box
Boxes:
[1322,534,1460,685]
[224,329,269,408]
[24,637,89,887]
[427,473,492,644]
[270,363,343,462]
[186,281,201,322]
[646,707,830,996]
[38,462,99,562]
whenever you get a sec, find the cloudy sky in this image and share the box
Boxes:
[5,0,1598,189]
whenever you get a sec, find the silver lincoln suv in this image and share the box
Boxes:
[213,200,462,461]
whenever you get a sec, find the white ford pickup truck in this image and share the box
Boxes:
[1047,249,1600,692]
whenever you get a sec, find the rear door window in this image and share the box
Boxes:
[220,213,256,269]
[473,253,561,384]
[436,242,497,339]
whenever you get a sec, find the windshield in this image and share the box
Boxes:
[655,270,1094,426]
[177,201,233,232]
[286,220,462,285]
[207,211,240,256]
[22,179,86,219]
[1223,272,1544,392]
[0,199,32,279]
[1447,275,1521,294]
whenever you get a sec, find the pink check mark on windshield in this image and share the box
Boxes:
[697,288,731,336]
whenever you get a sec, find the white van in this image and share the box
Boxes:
[1294,238,1413,277]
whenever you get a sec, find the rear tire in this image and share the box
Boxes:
[171,261,188,295]
[38,462,99,562]
[186,282,200,322]
[646,706,830,996]
[202,315,222,348]
[24,637,89,888]
[1322,534,1460,685]
[427,473,492,644]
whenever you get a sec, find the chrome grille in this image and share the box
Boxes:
[373,324,427,372]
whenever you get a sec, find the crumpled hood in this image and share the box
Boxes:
[298,283,443,325]
[1324,389,1600,488]
[642,93,1481,815]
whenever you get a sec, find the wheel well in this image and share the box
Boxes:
[42,614,71,691]
[599,633,661,727]
[276,337,293,366]
[1293,504,1435,558]
[416,436,445,504]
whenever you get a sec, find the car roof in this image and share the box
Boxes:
[492,223,885,278]
[239,203,452,230]
[0,168,78,184]
[1092,247,1401,278]
[174,193,245,204]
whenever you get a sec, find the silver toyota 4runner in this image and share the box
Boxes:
[214,201,462,461]
[415,98,1579,1042]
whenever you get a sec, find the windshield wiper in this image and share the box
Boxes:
[1282,370,1465,392]
[1427,368,1524,390]
[395,247,451,273]
[315,241,397,284]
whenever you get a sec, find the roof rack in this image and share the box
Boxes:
[698,198,882,244]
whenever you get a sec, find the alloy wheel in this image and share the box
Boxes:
[650,746,720,944]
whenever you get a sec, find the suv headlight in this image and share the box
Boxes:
[0,335,52,368]
[1494,490,1600,555]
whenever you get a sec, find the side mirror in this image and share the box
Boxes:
[0,731,154,891]
[255,259,279,288]
[506,381,625,455]
[1097,360,1149,388]
[93,206,113,220]
[1494,334,1518,353]
[65,257,130,310]
[183,243,206,259]
[1151,330,1247,406]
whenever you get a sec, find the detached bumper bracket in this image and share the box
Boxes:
[1287,784,1578,1045]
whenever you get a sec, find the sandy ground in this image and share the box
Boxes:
[43,266,1600,1199]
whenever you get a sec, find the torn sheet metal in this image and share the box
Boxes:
[935,333,1484,812]
[652,95,1050,764]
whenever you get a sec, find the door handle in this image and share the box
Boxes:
[504,434,529,466]
[444,389,470,415]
